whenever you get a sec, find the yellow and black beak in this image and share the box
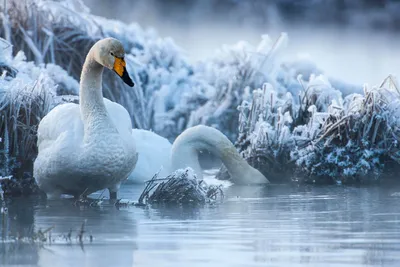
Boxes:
[113,57,134,87]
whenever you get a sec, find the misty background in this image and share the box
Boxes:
[82,0,400,86]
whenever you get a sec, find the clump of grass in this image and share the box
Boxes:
[0,56,55,191]
[0,46,56,193]
[293,75,400,184]
[138,168,224,206]
[229,74,338,182]
[234,74,400,184]
[234,85,295,182]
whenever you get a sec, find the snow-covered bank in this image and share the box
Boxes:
[0,0,398,189]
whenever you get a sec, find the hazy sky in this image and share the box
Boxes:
[83,0,400,86]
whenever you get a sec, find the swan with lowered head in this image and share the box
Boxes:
[34,38,138,199]
[128,125,269,184]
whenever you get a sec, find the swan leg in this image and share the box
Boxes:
[109,191,117,200]
[108,182,121,200]
[74,193,86,200]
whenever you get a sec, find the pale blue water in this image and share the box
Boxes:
[2,183,400,267]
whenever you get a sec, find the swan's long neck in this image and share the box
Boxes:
[170,126,261,183]
[79,49,116,139]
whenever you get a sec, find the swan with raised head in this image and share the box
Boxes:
[129,125,269,184]
[34,38,138,199]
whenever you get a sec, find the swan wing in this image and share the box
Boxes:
[37,99,132,153]
[103,98,133,138]
[36,103,83,153]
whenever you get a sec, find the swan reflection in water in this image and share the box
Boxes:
[1,196,138,267]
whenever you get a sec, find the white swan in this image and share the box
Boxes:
[128,125,269,184]
[34,38,138,199]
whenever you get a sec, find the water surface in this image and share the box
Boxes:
[2,182,400,267]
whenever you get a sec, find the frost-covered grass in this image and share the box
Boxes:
[138,168,224,206]
[293,76,400,183]
[188,34,289,141]
[236,74,400,184]
[234,74,339,182]
[0,39,64,179]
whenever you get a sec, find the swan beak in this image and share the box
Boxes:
[113,57,135,87]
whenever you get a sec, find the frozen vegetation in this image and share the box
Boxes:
[0,0,399,192]
[138,168,224,206]
[235,76,400,184]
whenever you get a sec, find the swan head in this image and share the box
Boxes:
[242,166,270,185]
[93,37,135,87]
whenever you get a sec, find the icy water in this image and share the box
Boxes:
[2,183,400,267]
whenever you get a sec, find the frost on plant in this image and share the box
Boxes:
[189,33,290,141]
[236,72,400,184]
[138,168,223,205]
[0,37,68,193]
[231,73,343,182]
[293,76,400,183]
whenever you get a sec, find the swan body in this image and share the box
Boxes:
[34,38,138,198]
[128,125,269,184]
[128,129,172,181]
